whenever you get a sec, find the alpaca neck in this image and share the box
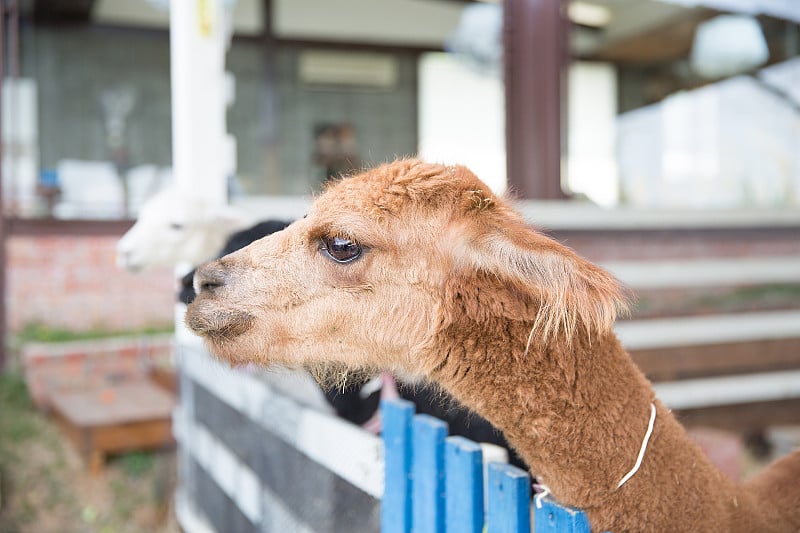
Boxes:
[428,322,742,529]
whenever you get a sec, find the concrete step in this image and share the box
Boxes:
[616,309,800,350]
[603,255,800,290]
[655,370,800,410]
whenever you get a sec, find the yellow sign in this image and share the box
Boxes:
[197,0,213,37]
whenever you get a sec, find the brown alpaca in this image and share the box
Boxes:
[186,159,800,533]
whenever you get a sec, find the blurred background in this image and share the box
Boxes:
[0,0,798,532]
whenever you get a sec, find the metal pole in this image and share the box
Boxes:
[0,0,8,370]
[0,0,20,370]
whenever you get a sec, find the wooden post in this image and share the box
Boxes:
[169,0,234,206]
[383,400,595,533]
[503,0,569,199]
[533,497,591,533]
[487,462,532,533]
[0,0,16,370]
[412,414,448,533]
[0,1,6,372]
[445,436,484,533]
[381,399,415,533]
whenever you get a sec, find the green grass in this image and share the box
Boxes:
[0,373,33,410]
[118,451,156,478]
[0,374,37,444]
[14,323,174,344]
[0,373,41,528]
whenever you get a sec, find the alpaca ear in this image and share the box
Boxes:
[452,218,627,342]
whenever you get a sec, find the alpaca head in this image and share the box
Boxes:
[186,159,625,378]
[116,185,249,272]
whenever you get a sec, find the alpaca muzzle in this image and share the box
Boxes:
[186,261,255,339]
[185,302,255,339]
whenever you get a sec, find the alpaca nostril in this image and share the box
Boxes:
[193,263,229,295]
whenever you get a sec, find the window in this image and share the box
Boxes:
[567,0,800,208]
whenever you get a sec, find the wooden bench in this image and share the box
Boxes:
[50,379,175,474]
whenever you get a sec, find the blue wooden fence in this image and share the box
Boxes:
[381,399,595,533]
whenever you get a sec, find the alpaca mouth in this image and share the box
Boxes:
[185,301,255,339]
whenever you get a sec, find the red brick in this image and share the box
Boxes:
[8,234,174,333]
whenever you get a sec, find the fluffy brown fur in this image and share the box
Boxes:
[186,159,800,532]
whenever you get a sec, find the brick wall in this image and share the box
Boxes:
[6,234,175,333]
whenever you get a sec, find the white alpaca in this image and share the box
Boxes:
[116,183,250,271]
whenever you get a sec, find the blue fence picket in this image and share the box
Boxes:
[487,462,532,533]
[412,414,448,533]
[444,436,484,533]
[381,399,415,533]
[381,402,599,533]
[533,497,591,533]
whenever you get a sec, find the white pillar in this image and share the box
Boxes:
[170,0,236,207]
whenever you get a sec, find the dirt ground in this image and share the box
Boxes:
[0,373,180,533]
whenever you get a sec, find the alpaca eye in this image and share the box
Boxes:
[169,222,185,231]
[320,236,362,263]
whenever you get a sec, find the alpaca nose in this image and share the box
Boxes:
[194,262,229,296]
[116,248,139,272]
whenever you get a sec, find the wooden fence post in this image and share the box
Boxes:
[381,399,415,533]
[487,462,532,533]
[412,414,448,533]
[533,497,591,533]
[445,436,484,533]
[382,400,599,533]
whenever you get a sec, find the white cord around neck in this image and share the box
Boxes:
[616,402,657,490]
[534,484,552,509]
